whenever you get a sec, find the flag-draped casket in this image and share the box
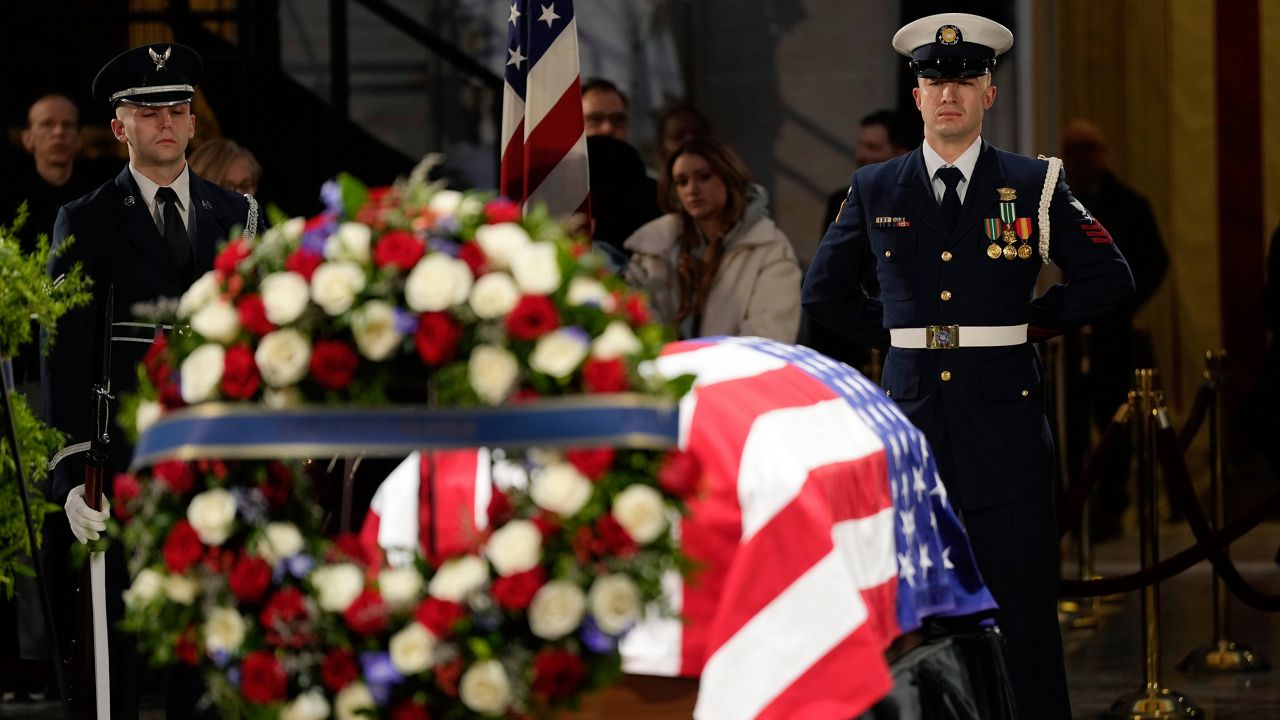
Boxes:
[362,337,995,719]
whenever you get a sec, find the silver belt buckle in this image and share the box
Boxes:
[926,324,959,350]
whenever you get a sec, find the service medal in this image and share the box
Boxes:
[1002,228,1017,245]
[1003,244,1017,260]
[987,243,1003,259]
[984,218,1003,240]
[1015,217,1033,240]
[1017,244,1033,260]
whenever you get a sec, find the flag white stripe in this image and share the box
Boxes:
[500,84,525,155]
[620,567,685,676]
[523,132,589,216]
[737,399,885,540]
[374,452,422,553]
[832,506,898,590]
[523,17,582,132]
[694,550,868,720]
[472,448,492,531]
[655,343,789,389]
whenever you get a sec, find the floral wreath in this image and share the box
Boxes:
[114,162,699,719]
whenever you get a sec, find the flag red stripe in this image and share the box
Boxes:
[499,118,525,201]
[754,621,895,720]
[523,80,587,194]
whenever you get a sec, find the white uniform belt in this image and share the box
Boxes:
[890,324,1028,349]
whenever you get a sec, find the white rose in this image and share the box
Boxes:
[588,574,642,635]
[484,519,542,576]
[473,222,530,270]
[187,487,237,546]
[334,682,375,720]
[378,566,424,611]
[177,271,219,318]
[123,568,163,608]
[310,261,367,316]
[255,328,311,388]
[427,555,488,602]
[530,327,590,379]
[389,621,436,675]
[256,522,304,564]
[511,242,562,295]
[190,299,241,344]
[427,189,464,217]
[591,320,642,360]
[468,345,519,406]
[528,580,587,640]
[468,272,520,319]
[260,271,311,325]
[351,300,403,361]
[459,197,485,217]
[263,386,304,409]
[311,563,365,612]
[179,343,225,404]
[325,222,372,263]
[281,689,330,720]
[612,484,668,544]
[164,574,199,605]
[135,400,162,436]
[202,607,246,653]
[530,462,593,517]
[567,277,615,311]
[405,253,473,312]
[459,659,512,716]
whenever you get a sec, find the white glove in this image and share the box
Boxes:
[65,484,111,545]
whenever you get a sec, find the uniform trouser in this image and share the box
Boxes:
[960,490,1070,719]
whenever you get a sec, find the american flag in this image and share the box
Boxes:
[500,0,591,218]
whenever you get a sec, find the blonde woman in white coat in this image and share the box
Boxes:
[624,136,801,342]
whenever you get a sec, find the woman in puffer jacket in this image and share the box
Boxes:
[624,136,801,342]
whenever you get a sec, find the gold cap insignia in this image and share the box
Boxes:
[148,46,172,71]
[937,25,961,45]
[997,187,1017,202]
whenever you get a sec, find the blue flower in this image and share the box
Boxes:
[320,180,344,215]
[430,237,461,257]
[360,651,404,706]
[579,614,617,653]
[394,307,419,335]
[210,648,233,668]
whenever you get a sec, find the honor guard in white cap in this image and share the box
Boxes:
[804,13,1135,718]
[43,43,251,717]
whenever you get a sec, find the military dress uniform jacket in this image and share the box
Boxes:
[43,165,250,502]
[803,142,1134,510]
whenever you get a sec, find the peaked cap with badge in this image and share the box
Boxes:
[92,42,203,107]
[804,12,1135,719]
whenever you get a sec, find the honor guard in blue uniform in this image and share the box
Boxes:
[803,14,1134,718]
[42,43,252,718]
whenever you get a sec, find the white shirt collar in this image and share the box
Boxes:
[922,135,983,183]
[129,163,192,230]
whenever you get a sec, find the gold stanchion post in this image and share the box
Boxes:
[1176,350,1269,673]
[1107,369,1202,719]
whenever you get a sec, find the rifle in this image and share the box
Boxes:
[70,286,113,719]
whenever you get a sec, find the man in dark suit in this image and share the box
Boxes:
[803,14,1134,718]
[42,43,251,718]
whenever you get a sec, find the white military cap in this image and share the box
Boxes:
[892,13,1014,78]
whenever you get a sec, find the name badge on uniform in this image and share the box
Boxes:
[873,216,911,228]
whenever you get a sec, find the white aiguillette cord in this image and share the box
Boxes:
[1036,155,1063,265]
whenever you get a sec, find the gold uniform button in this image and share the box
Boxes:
[941,251,953,262]
[884,249,893,259]
[940,290,952,301]
[940,370,952,382]
[1021,389,1030,397]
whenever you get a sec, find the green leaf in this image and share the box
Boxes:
[337,172,370,221]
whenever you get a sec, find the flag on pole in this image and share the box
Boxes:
[500,0,591,219]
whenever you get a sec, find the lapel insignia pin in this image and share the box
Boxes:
[148,46,172,71]
[124,195,136,207]
[201,199,213,210]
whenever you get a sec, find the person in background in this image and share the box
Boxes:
[822,109,920,229]
[586,134,660,270]
[581,77,630,141]
[655,101,712,168]
[187,136,262,196]
[625,135,801,342]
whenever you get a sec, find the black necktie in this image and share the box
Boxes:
[936,166,964,231]
[155,186,192,275]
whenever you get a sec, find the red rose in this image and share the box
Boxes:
[220,344,261,400]
[414,312,462,367]
[152,459,194,495]
[565,448,615,480]
[458,242,488,277]
[390,699,433,720]
[434,657,463,697]
[491,567,546,611]
[368,186,395,205]
[175,627,198,665]
[159,379,185,410]
[112,473,140,520]
[374,229,425,270]
[531,648,587,700]
[321,649,359,692]
[260,586,311,648]
[594,514,638,557]
[658,450,702,498]
[486,490,514,528]
[241,650,288,704]
[229,554,273,603]
[484,198,522,224]
[343,589,388,636]
[506,295,559,341]
[414,597,465,638]
[196,458,229,480]
[225,273,245,300]
[285,248,324,281]
[310,339,359,390]
[215,238,251,276]
[236,294,276,337]
[261,462,294,508]
[510,387,541,403]
[582,357,627,393]
[531,512,559,538]
[142,335,171,386]
[625,294,651,326]
[162,520,204,574]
